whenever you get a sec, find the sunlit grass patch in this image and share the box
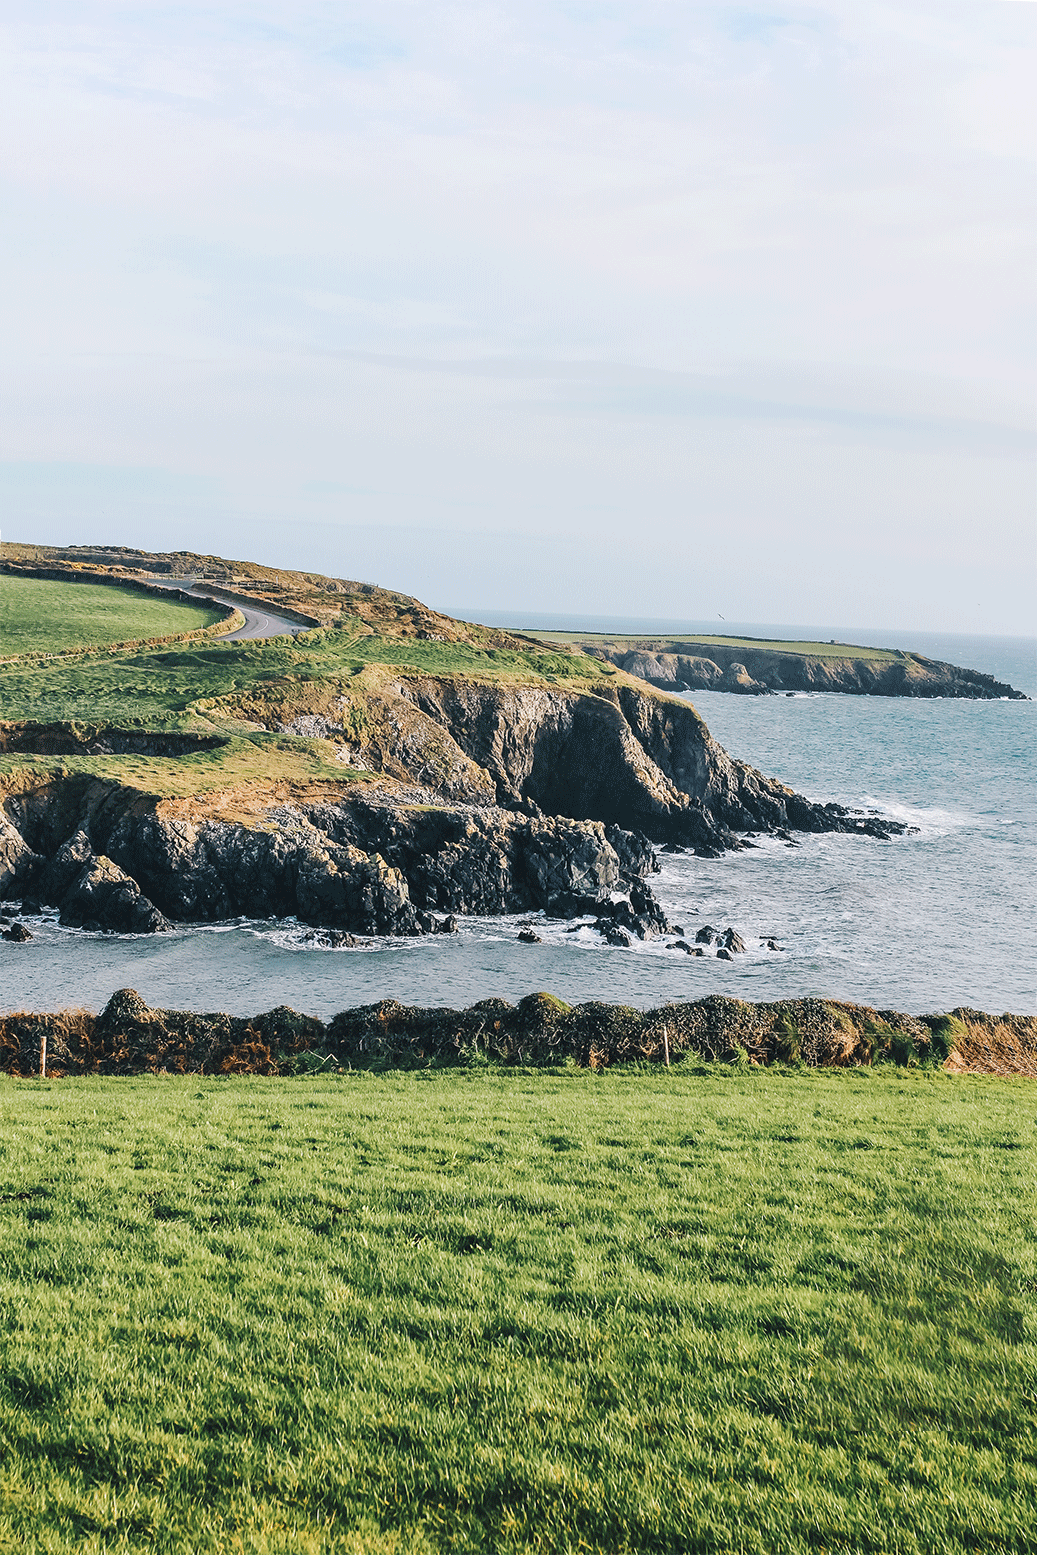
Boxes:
[0,1067,1033,1553]
[0,576,224,659]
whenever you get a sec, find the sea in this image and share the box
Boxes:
[2,624,1034,1019]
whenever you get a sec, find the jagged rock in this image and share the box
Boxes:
[37,828,95,905]
[3,923,32,942]
[59,858,170,934]
[696,925,718,944]
[518,929,542,943]
[18,900,42,917]
[435,915,459,934]
[720,928,746,953]
[596,922,634,948]
[0,810,42,897]
[716,947,735,961]
[547,891,606,919]
[722,662,768,695]
[303,929,359,947]
[766,939,783,951]
[594,881,671,942]
[297,844,418,936]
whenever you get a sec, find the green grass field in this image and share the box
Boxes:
[0,577,225,659]
[529,632,902,661]
[0,1068,1033,1553]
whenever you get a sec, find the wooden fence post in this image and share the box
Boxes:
[663,1026,670,1067]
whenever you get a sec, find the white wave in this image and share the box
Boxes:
[857,795,978,835]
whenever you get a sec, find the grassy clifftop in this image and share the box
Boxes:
[0,546,902,875]
[0,545,622,802]
[534,628,902,660]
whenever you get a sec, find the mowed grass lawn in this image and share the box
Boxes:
[0,1068,1033,1554]
[0,577,224,658]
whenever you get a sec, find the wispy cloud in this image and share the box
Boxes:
[0,1,1033,630]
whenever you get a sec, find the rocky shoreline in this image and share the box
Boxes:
[2,989,1033,1078]
[0,678,908,939]
[587,643,1027,699]
[1,546,936,945]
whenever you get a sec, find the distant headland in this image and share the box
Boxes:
[522,630,1030,700]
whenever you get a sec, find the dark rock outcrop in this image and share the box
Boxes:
[0,654,915,938]
[594,881,672,942]
[0,782,662,939]
[59,857,170,934]
[362,675,906,852]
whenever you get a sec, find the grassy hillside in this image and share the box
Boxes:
[0,575,225,658]
[0,541,527,643]
[0,1067,1032,1554]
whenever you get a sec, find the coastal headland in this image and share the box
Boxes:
[530,630,1029,699]
[1,542,917,943]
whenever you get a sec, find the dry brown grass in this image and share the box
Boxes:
[941,1009,1037,1078]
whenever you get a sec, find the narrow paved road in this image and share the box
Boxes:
[147,577,310,641]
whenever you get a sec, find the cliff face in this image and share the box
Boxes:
[1,669,906,938]
[594,645,1027,699]
[240,671,903,849]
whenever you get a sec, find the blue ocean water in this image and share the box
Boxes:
[2,628,1034,1018]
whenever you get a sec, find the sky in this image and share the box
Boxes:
[1,1,1034,633]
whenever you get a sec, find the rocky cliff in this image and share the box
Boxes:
[588,643,1027,699]
[0,544,917,942]
[220,668,903,850]
[0,670,905,939]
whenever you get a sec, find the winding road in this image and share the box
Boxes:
[147,577,311,641]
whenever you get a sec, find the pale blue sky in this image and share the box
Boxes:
[1,2,1034,631]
